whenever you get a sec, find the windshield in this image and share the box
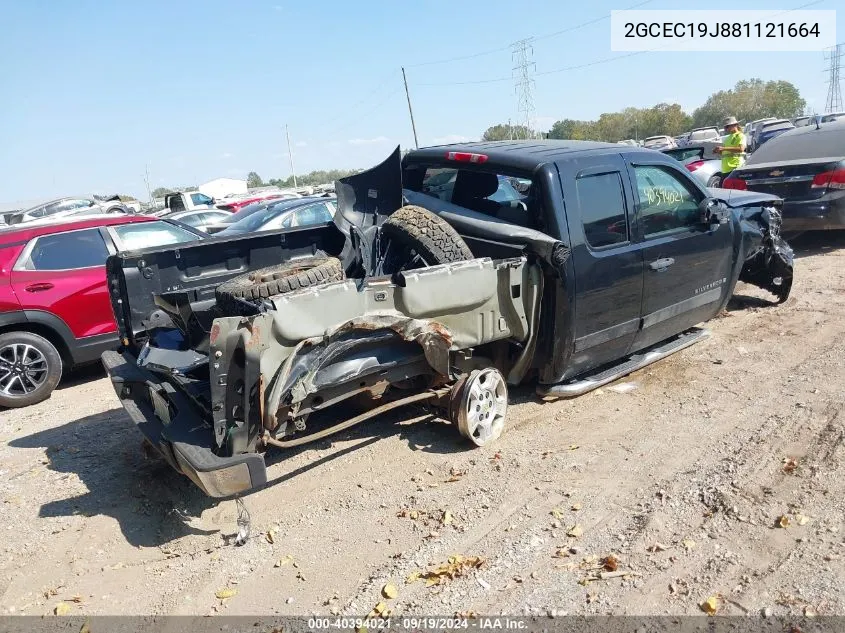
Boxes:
[190,192,214,206]
[112,220,201,250]
[223,199,310,232]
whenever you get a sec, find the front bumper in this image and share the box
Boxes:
[101,350,267,498]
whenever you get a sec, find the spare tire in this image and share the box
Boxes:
[380,205,473,272]
[215,256,344,311]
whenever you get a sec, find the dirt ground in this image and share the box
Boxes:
[0,232,843,619]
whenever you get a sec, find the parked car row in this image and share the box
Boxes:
[0,192,339,407]
[1,195,137,226]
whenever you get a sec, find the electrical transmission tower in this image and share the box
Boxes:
[824,43,843,113]
[511,37,536,139]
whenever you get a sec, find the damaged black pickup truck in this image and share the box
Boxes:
[102,141,794,497]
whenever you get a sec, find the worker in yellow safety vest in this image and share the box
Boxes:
[714,116,746,183]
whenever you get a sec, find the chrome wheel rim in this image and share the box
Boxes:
[458,368,507,447]
[0,343,49,397]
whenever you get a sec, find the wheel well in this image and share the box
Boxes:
[0,322,71,367]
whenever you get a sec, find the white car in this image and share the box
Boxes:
[5,195,131,226]
[643,135,676,150]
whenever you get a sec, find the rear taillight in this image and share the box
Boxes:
[685,160,706,172]
[811,167,845,190]
[446,151,488,163]
[721,176,747,190]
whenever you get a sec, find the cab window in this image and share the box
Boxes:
[633,166,702,237]
[575,171,628,248]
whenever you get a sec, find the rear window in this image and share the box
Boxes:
[405,165,537,228]
[747,124,845,163]
[112,221,200,250]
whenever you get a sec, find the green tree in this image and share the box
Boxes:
[482,123,535,141]
[246,171,264,188]
[151,187,173,198]
[692,79,805,127]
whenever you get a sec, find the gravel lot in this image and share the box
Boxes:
[0,232,843,618]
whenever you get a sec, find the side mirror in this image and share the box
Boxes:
[700,198,728,227]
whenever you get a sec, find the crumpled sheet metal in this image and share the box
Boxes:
[263,313,453,426]
[737,205,794,303]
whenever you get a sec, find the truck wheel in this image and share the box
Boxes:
[380,205,473,272]
[450,368,508,447]
[707,174,722,187]
[0,331,63,408]
[215,256,344,310]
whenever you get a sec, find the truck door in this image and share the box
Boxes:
[559,155,643,377]
[625,159,733,352]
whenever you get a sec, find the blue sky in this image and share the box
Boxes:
[0,0,841,203]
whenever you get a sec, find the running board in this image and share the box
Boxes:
[537,327,710,399]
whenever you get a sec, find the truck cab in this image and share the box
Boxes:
[164,191,216,214]
[401,141,768,383]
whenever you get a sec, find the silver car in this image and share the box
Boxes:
[162,209,234,233]
[662,145,724,187]
[4,195,131,226]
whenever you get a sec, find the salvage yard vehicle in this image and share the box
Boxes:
[0,215,204,408]
[4,195,132,226]
[102,141,794,497]
[723,119,845,232]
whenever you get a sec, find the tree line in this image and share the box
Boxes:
[482,79,807,143]
[151,168,361,199]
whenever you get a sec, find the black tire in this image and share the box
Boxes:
[380,205,473,271]
[215,256,344,311]
[706,174,723,188]
[0,331,63,408]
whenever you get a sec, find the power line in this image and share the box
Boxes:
[512,38,536,138]
[405,0,652,69]
[414,0,824,88]
[824,43,843,113]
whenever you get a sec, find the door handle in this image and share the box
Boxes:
[649,257,675,271]
[24,282,54,292]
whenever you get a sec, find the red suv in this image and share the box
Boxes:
[0,214,202,408]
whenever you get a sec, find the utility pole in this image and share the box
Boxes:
[823,43,844,113]
[508,118,513,140]
[511,37,536,139]
[285,124,297,188]
[401,67,419,149]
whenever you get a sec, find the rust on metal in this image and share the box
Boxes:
[245,324,262,349]
[257,373,267,430]
[209,322,221,346]
[263,386,451,449]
